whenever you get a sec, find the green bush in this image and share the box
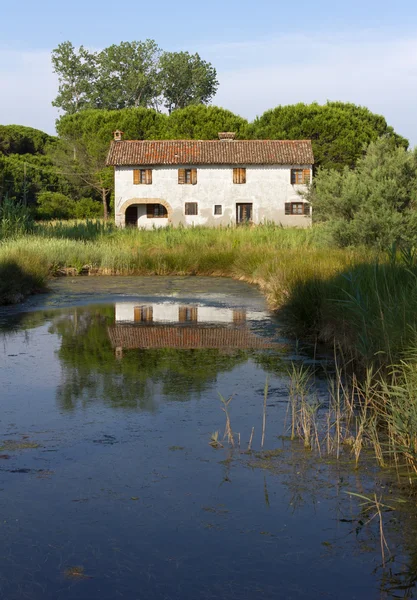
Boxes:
[36,191,76,220]
[74,197,103,219]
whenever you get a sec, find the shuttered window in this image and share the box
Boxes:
[291,169,310,184]
[134,306,153,322]
[147,204,168,218]
[233,168,246,184]
[133,169,152,184]
[285,202,311,216]
[178,168,197,185]
[185,202,198,216]
[214,205,222,215]
[179,306,198,322]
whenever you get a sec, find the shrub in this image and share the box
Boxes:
[74,197,103,219]
[36,191,76,220]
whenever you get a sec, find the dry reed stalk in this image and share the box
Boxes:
[261,377,268,448]
[248,427,255,451]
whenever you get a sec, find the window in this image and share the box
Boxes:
[134,306,153,322]
[179,306,198,322]
[291,169,310,185]
[147,204,168,218]
[233,168,246,184]
[133,168,152,184]
[178,168,197,185]
[185,202,198,216]
[214,205,222,215]
[285,202,311,216]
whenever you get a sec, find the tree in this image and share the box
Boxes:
[52,41,97,114]
[51,41,219,115]
[251,102,408,171]
[152,51,218,113]
[306,137,417,247]
[0,125,54,155]
[95,40,161,110]
[164,105,249,139]
[54,107,169,219]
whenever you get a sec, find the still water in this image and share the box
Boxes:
[0,277,414,599]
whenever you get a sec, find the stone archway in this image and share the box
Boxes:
[117,198,173,227]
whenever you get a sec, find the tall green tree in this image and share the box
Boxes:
[52,41,219,115]
[95,40,161,109]
[159,51,219,113]
[164,105,249,139]
[52,41,97,114]
[251,101,408,170]
[306,137,417,247]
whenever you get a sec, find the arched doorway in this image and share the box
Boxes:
[119,198,172,228]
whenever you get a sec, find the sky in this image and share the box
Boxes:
[1,0,417,145]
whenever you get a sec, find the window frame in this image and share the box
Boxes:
[214,205,222,215]
[285,202,311,216]
[147,203,168,219]
[178,168,197,185]
[133,168,152,185]
[291,169,310,185]
[185,202,198,216]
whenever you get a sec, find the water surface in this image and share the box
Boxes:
[0,277,414,599]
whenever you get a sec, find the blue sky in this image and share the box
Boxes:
[1,0,417,144]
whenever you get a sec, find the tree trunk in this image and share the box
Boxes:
[102,188,108,221]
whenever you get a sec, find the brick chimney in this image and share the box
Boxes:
[113,130,124,141]
[218,132,236,141]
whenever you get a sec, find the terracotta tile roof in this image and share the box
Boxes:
[107,325,278,350]
[106,140,314,166]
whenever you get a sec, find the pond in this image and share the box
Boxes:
[0,277,415,599]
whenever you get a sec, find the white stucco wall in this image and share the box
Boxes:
[115,303,266,323]
[114,164,312,228]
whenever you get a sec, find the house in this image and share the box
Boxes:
[108,302,278,355]
[106,131,314,228]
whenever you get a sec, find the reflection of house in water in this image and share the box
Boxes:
[109,303,277,354]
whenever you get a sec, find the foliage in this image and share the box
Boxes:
[73,197,102,219]
[158,51,218,113]
[307,137,417,247]
[36,191,76,220]
[51,41,97,114]
[164,105,249,139]
[95,40,161,110]
[251,101,408,170]
[0,125,55,155]
[0,196,34,238]
[51,40,218,115]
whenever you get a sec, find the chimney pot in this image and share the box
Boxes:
[113,130,124,141]
[218,132,236,141]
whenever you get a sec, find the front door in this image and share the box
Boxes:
[236,203,253,224]
[125,205,138,227]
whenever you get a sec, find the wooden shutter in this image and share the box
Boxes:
[178,168,185,184]
[147,204,154,218]
[285,203,291,215]
[179,307,187,322]
[146,169,152,184]
[303,169,310,184]
[233,168,246,184]
[133,169,140,184]
[191,168,197,185]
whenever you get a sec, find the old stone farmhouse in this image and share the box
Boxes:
[106,131,314,228]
